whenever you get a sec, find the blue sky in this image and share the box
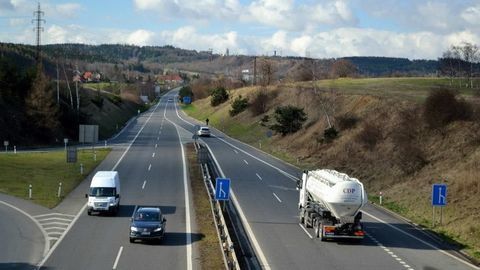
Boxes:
[0,0,479,59]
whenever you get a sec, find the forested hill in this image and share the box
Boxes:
[344,56,438,76]
[1,42,440,77]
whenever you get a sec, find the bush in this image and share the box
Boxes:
[229,95,249,116]
[210,87,229,106]
[270,105,307,135]
[336,113,359,130]
[250,88,269,116]
[323,127,339,142]
[423,89,472,129]
[355,122,382,150]
[260,115,270,126]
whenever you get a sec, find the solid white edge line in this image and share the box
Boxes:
[37,96,163,268]
[272,193,282,203]
[204,143,271,270]
[0,201,50,258]
[298,223,313,239]
[112,246,123,269]
[363,211,480,270]
[165,97,193,270]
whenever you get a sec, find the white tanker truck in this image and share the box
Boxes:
[297,169,367,240]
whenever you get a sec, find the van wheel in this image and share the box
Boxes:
[87,210,91,216]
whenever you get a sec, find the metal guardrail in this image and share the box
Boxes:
[195,142,241,270]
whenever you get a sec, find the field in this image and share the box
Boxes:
[183,77,480,260]
[0,148,110,208]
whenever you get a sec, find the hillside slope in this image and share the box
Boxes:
[183,77,480,259]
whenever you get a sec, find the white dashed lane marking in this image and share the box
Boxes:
[233,149,238,154]
[243,159,249,165]
[366,232,415,270]
[152,152,155,158]
[142,180,147,189]
[256,173,262,180]
[273,193,282,203]
[148,164,152,171]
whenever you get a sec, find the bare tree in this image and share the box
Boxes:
[330,59,357,78]
[259,58,276,86]
[458,42,479,89]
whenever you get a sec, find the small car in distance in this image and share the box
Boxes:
[197,126,211,137]
[130,207,166,243]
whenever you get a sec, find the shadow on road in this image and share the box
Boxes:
[0,263,52,270]
[89,205,177,218]
[133,232,205,246]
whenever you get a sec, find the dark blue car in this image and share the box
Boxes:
[129,207,166,243]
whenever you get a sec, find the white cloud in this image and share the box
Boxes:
[127,29,154,46]
[462,4,480,26]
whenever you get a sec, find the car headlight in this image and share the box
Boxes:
[154,227,162,232]
[130,226,139,232]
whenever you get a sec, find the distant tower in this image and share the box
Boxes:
[208,48,213,61]
[226,48,229,57]
[32,2,45,64]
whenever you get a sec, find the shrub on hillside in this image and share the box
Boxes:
[392,108,427,174]
[229,95,249,116]
[210,87,229,106]
[250,88,269,116]
[423,89,472,129]
[355,122,382,150]
[270,105,307,135]
[336,113,359,130]
[323,126,339,142]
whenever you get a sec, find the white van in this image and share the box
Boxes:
[86,171,121,215]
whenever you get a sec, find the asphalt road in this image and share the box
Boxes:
[167,89,479,270]
[39,95,195,270]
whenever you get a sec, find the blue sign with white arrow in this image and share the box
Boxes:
[432,184,447,206]
[215,178,230,201]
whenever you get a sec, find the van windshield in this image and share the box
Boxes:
[89,187,116,197]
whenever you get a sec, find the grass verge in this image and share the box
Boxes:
[186,143,225,269]
[0,148,110,208]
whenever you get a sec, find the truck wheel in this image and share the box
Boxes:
[314,221,320,238]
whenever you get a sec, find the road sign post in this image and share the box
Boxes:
[215,178,230,201]
[431,184,447,227]
[4,141,8,153]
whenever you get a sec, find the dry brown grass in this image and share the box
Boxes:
[183,78,480,259]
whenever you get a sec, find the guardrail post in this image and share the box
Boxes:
[14,146,16,154]
[80,163,84,175]
[28,184,32,199]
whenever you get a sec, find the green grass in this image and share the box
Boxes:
[295,77,480,102]
[0,148,111,208]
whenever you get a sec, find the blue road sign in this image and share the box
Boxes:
[432,184,447,206]
[215,178,230,201]
[183,96,192,104]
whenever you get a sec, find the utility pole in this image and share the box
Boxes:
[32,2,45,64]
[253,56,257,86]
[74,64,80,112]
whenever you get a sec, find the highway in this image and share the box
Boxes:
[166,89,480,270]
[0,89,478,270]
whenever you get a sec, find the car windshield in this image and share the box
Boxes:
[201,128,209,131]
[134,211,160,221]
[89,187,116,197]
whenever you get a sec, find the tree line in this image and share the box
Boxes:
[438,42,480,89]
